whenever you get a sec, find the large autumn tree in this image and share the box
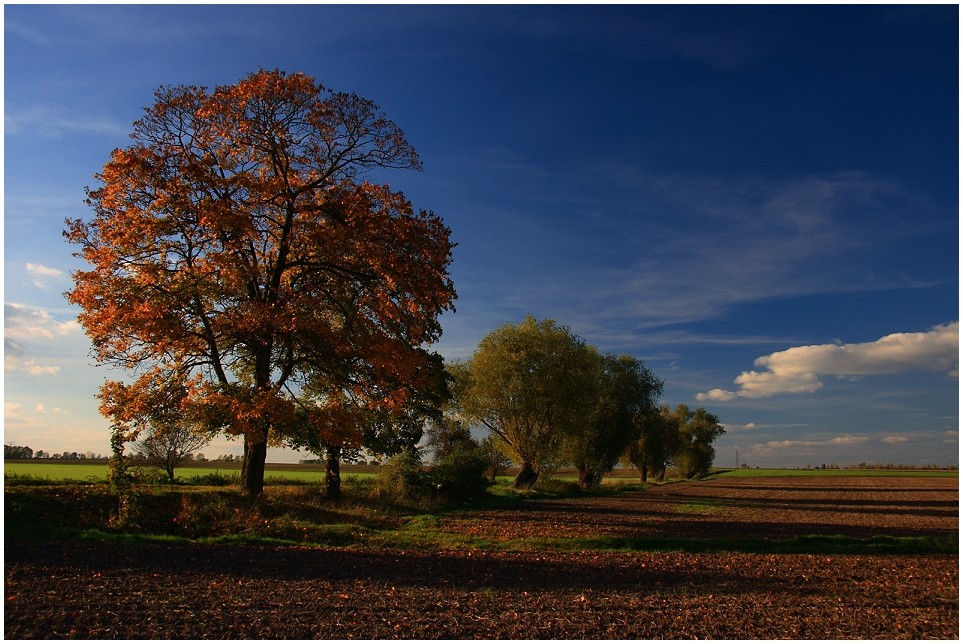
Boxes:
[66,69,456,495]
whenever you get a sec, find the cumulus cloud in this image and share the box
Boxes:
[697,322,958,401]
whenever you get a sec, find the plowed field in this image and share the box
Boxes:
[438,475,959,542]
[5,476,958,639]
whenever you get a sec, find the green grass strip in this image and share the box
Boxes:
[508,533,958,555]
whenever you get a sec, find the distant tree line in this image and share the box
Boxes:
[4,445,107,460]
[843,463,958,471]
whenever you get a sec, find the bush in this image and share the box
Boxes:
[429,445,490,503]
[372,451,430,505]
[183,472,240,486]
[131,467,170,485]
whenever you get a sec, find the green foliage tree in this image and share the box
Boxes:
[625,406,679,482]
[372,448,429,505]
[674,405,725,479]
[560,353,663,489]
[453,316,597,490]
[478,435,513,484]
[424,416,474,464]
[4,445,34,459]
[624,404,724,481]
[429,442,490,503]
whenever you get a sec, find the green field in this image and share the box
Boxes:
[3,461,377,484]
[712,467,957,478]
[5,461,956,485]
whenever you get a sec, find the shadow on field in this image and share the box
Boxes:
[6,539,817,596]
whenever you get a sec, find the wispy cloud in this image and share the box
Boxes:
[4,340,61,376]
[25,263,66,289]
[4,303,80,377]
[499,169,945,338]
[5,104,129,139]
[698,322,959,401]
[881,435,910,444]
[5,303,80,340]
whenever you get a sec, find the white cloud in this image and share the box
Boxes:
[25,263,64,278]
[5,104,129,139]
[881,436,910,444]
[697,322,958,401]
[752,435,872,457]
[25,262,66,289]
[4,303,80,340]
[4,303,80,376]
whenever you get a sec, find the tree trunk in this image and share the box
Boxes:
[241,436,267,496]
[577,465,599,489]
[512,461,539,490]
[639,464,648,483]
[324,445,342,501]
[165,466,175,484]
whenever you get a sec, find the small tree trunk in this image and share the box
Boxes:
[639,464,648,483]
[512,461,539,490]
[324,445,342,501]
[166,466,176,484]
[241,436,267,496]
[577,465,599,489]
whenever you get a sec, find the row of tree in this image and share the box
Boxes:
[448,316,724,490]
[4,445,107,460]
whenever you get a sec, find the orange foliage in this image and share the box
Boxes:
[66,70,456,491]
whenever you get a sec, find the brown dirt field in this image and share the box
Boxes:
[439,475,960,541]
[4,476,959,639]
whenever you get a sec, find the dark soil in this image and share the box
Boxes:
[5,476,958,639]
[440,476,960,542]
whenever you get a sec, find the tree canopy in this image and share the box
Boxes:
[452,316,599,489]
[66,69,456,495]
[559,352,663,488]
[626,404,725,481]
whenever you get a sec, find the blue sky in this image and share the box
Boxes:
[4,4,958,467]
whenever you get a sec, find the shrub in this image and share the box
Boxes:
[372,451,430,505]
[183,471,240,486]
[429,444,490,503]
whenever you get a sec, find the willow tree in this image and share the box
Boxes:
[66,69,456,496]
[559,353,663,489]
[625,404,724,481]
[453,316,597,489]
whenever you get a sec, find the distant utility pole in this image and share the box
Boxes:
[735,449,739,468]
